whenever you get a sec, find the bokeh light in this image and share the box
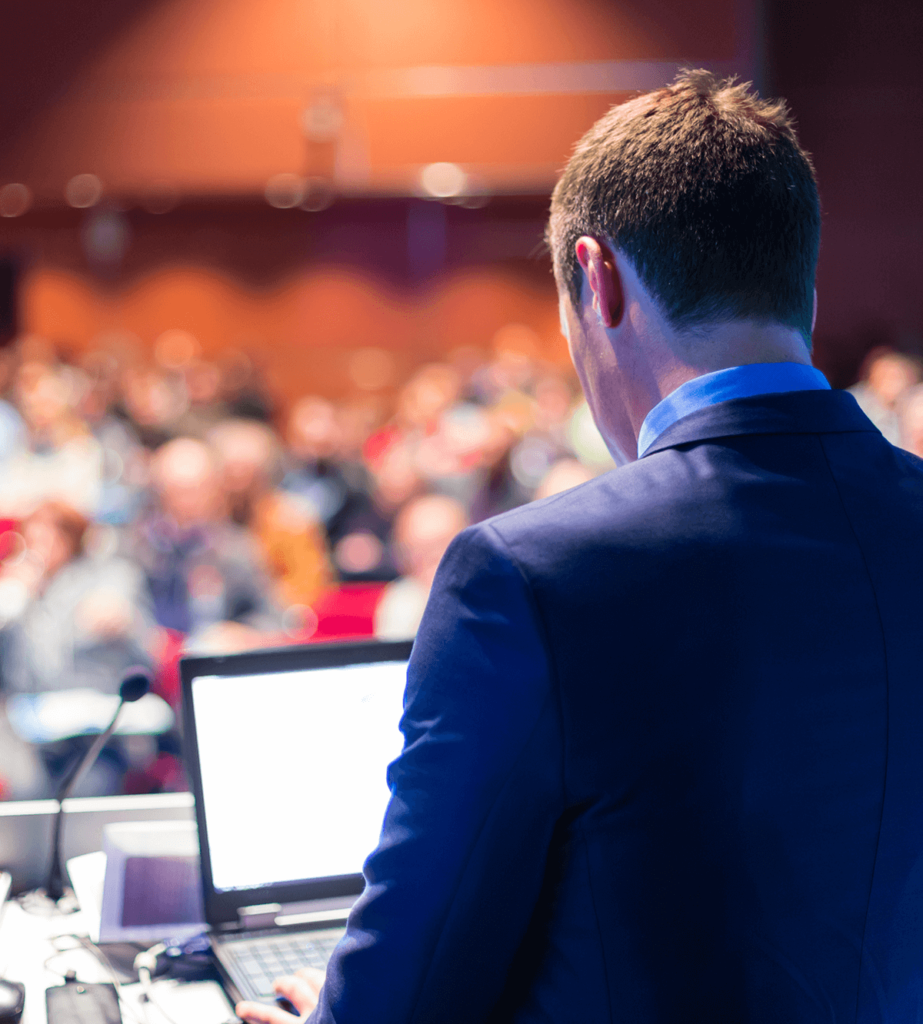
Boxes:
[65,173,103,209]
[420,162,467,199]
[265,173,305,209]
[0,183,32,218]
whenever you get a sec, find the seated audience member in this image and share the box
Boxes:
[283,396,371,541]
[131,437,280,642]
[119,366,187,450]
[469,404,534,522]
[208,418,330,609]
[374,494,469,640]
[468,340,538,406]
[0,696,44,799]
[218,349,275,422]
[0,500,154,695]
[0,348,25,469]
[898,383,923,457]
[77,350,147,525]
[506,374,578,495]
[329,442,421,582]
[1,363,103,517]
[0,501,157,797]
[848,347,921,445]
[171,359,231,438]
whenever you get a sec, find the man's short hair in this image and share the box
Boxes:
[548,69,821,342]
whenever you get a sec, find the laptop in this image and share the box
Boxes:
[180,638,413,1005]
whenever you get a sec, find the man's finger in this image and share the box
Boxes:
[293,967,326,993]
[273,970,324,1012]
[235,1000,300,1024]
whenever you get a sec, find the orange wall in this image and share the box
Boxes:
[0,0,760,401]
[7,198,567,404]
[1,0,757,201]
[21,264,566,405]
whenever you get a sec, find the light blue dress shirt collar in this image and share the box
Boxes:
[637,362,831,458]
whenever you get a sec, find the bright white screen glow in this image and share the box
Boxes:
[192,661,407,892]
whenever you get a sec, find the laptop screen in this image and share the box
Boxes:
[189,658,407,894]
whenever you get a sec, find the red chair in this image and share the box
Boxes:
[299,582,387,644]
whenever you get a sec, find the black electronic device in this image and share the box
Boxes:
[0,980,24,1024]
[45,983,120,1024]
[45,670,153,901]
[179,638,412,1004]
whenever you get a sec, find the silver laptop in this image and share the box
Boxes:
[180,639,412,1005]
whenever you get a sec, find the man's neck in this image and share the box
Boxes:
[632,320,813,435]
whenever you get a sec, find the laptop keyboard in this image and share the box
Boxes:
[219,929,344,1000]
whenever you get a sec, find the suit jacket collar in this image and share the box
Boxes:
[640,388,879,458]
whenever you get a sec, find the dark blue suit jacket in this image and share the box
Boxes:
[311,389,923,1023]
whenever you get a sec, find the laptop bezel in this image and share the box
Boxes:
[180,638,413,927]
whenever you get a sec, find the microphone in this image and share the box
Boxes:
[44,669,152,902]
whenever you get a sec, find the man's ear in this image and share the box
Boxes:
[575,237,623,328]
[811,288,818,334]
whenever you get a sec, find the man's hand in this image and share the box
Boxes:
[235,968,325,1024]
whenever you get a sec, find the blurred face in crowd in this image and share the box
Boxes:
[210,420,279,501]
[184,360,222,407]
[899,386,923,458]
[337,399,382,459]
[393,494,469,588]
[287,396,341,461]
[867,352,921,410]
[22,504,86,580]
[151,438,223,527]
[397,365,461,430]
[122,368,186,428]
[373,444,422,511]
[16,366,73,435]
[533,375,574,432]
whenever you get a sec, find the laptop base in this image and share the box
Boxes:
[212,922,346,1003]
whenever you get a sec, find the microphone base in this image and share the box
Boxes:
[18,886,79,917]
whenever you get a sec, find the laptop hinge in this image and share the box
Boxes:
[238,903,282,929]
[236,896,355,931]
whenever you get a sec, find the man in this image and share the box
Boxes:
[848,347,921,445]
[238,70,923,1023]
[133,437,279,639]
[373,493,470,640]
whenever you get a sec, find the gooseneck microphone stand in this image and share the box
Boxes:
[44,670,152,902]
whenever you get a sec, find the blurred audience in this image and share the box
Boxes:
[209,418,330,609]
[849,348,922,445]
[1,363,103,516]
[131,436,279,643]
[898,384,923,458]
[0,500,153,694]
[0,349,24,469]
[283,396,372,546]
[374,494,469,640]
[0,328,623,797]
